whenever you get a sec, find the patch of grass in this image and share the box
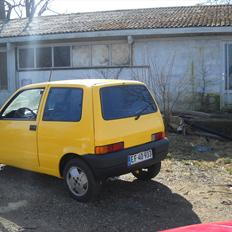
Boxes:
[216,157,232,165]
[218,158,232,175]
[224,157,232,164]
[191,160,216,169]
[226,166,232,175]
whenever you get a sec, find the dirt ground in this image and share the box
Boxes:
[0,133,231,232]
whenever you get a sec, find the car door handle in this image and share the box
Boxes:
[29,125,37,131]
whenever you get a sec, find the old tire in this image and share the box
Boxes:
[63,158,101,202]
[132,162,161,181]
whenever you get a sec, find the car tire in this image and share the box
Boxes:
[63,158,101,202]
[132,162,161,181]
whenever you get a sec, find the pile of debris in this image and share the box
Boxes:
[169,111,232,141]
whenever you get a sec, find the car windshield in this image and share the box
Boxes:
[100,84,157,120]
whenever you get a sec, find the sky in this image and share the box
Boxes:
[48,0,204,14]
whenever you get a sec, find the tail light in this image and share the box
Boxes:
[152,132,165,141]
[95,142,124,155]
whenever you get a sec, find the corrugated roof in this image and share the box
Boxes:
[0,5,232,38]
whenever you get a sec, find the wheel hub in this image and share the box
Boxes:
[66,167,88,197]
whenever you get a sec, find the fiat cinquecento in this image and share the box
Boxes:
[0,79,169,202]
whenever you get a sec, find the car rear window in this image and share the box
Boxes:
[100,84,157,120]
[43,87,83,122]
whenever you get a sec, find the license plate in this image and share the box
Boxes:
[128,149,153,166]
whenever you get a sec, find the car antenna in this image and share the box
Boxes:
[48,69,53,82]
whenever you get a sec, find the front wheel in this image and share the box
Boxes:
[132,162,161,181]
[63,158,101,202]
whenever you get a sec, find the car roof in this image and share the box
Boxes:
[22,79,142,89]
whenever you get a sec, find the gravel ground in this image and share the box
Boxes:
[0,134,231,232]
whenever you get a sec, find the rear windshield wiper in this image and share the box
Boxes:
[134,104,152,120]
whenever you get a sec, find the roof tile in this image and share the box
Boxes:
[0,5,232,38]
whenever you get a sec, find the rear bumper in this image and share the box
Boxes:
[84,138,169,179]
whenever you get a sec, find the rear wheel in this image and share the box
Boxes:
[132,162,161,181]
[63,158,101,202]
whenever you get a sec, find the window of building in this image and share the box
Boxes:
[19,48,34,69]
[43,88,83,122]
[17,42,131,70]
[92,45,109,66]
[0,52,7,90]
[18,46,71,70]
[72,45,91,67]
[225,44,232,90]
[36,47,52,68]
[54,46,71,67]
[112,44,130,66]
[72,43,130,67]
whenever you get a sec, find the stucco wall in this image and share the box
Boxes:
[133,37,226,110]
[17,68,134,86]
[1,35,232,110]
[134,37,223,92]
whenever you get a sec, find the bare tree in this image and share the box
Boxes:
[194,52,219,111]
[149,55,190,125]
[4,0,25,20]
[98,68,123,79]
[25,0,52,18]
[130,54,190,126]
[0,0,55,20]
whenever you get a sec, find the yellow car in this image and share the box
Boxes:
[0,79,168,202]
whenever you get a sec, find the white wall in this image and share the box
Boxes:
[134,37,223,93]
[18,68,136,86]
[17,36,225,89]
[2,35,232,109]
[133,36,228,110]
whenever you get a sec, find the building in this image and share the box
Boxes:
[0,5,232,110]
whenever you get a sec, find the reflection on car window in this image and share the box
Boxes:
[101,85,157,120]
[43,88,83,122]
[1,88,44,120]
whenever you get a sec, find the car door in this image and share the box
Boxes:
[0,87,44,170]
[37,86,95,177]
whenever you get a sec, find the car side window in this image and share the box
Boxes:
[43,87,83,122]
[0,88,44,120]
